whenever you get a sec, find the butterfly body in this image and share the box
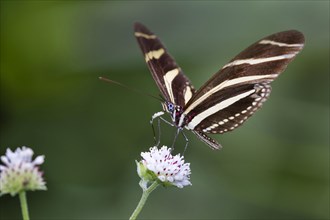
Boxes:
[134,22,304,150]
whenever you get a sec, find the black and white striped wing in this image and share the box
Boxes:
[183,30,304,147]
[134,22,195,107]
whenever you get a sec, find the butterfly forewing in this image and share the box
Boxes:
[134,22,195,107]
[184,30,304,109]
[183,30,304,135]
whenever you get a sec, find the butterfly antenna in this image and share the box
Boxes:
[99,76,163,102]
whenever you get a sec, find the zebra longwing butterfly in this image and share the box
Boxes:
[134,22,304,150]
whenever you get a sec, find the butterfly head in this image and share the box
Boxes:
[162,101,184,126]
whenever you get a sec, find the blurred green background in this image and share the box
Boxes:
[1,1,329,219]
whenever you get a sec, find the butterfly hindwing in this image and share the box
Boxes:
[134,22,195,107]
[192,130,222,150]
[194,83,271,134]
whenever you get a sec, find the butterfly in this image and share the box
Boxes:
[134,22,304,150]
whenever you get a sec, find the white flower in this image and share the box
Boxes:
[137,146,191,188]
[0,146,47,196]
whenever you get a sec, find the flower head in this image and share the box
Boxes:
[136,146,191,188]
[0,146,46,196]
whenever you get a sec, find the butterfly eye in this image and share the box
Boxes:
[167,103,174,112]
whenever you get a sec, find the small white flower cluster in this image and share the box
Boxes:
[0,146,46,196]
[137,146,191,188]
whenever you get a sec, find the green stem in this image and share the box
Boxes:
[129,181,159,220]
[19,191,30,220]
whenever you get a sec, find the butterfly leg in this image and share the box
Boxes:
[151,111,177,148]
[151,111,176,146]
[170,128,181,151]
[150,111,164,146]
[154,116,177,144]
[151,118,160,146]
[181,131,189,155]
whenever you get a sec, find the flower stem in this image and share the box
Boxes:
[19,191,30,220]
[129,181,159,220]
